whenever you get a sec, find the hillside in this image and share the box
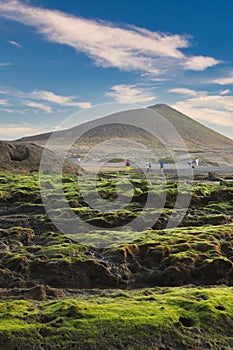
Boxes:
[0,141,78,174]
[151,104,233,149]
[17,104,233,151]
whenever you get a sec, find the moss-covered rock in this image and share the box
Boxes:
[0,172,233,349]
[0,287,232,349]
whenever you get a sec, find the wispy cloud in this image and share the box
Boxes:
[168,88,198,96]
[106,84,156,103]
[210,71,233,85]
[184,56,219,71]
[0,123,50,140]
[0,0,220,76]
[0,62,13,67]
[172,94,233,127]
[0,107,24,114]
[219,89,231,95]
[30,90,91,108]
[0,99,10,105]
[8,40,21,48]
[23,101,52,113]
[0,86,91,112]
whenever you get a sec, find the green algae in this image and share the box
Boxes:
[0,172,233,348]
[0,287,232,349]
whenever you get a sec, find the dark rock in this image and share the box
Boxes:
[65,305,83,318]
[24,284,47,300]
[0,268,26,288]
[160,266,187,286]
[221,242,233,258]
[196,258,232,284]
[29,258,118,288]
[0,141,79,174]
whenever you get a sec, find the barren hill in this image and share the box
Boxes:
[150,104,233,149]
[17,104,233,151]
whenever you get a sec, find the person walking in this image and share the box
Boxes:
[160,161,164,171]
[125,159,131,171]
[146,160,152,172]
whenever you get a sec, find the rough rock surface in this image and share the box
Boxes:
[0,141,78,174]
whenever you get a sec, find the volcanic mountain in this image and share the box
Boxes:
[17,104,233,152]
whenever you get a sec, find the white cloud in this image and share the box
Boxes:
[172,94,233,127]
[0,87,91,112]
[0,123,49,140]
[219,89,231,95]
[184,56,219,71]
[23,101,52,113]
[0,0,219,75]
[169,88,198,96]
[8,40,21,48]
[0,108,24,114]
[30,90,91,108]
[210,72,233,85]
[106,84,156,103]
[0,99,10,105]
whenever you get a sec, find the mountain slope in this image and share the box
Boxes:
[0,141,78,173]
[17,104,233,150]
[150,104,233,149]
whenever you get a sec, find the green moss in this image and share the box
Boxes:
[0,287,232,349]
[0,172,233,348]
[35,243,88,261]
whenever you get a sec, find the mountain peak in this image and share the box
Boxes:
[149,103,169,108]
[148,103,171,110]
[16,103,233,151]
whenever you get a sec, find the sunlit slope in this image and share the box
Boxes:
[150,104,233,149]
[17,104,233,151]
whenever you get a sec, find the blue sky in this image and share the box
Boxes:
[1,0,233,139]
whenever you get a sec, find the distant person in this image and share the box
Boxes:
[195,158,199,166]
[125,159,131,171]
[160,161,164,170]
[146,160,152,172]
